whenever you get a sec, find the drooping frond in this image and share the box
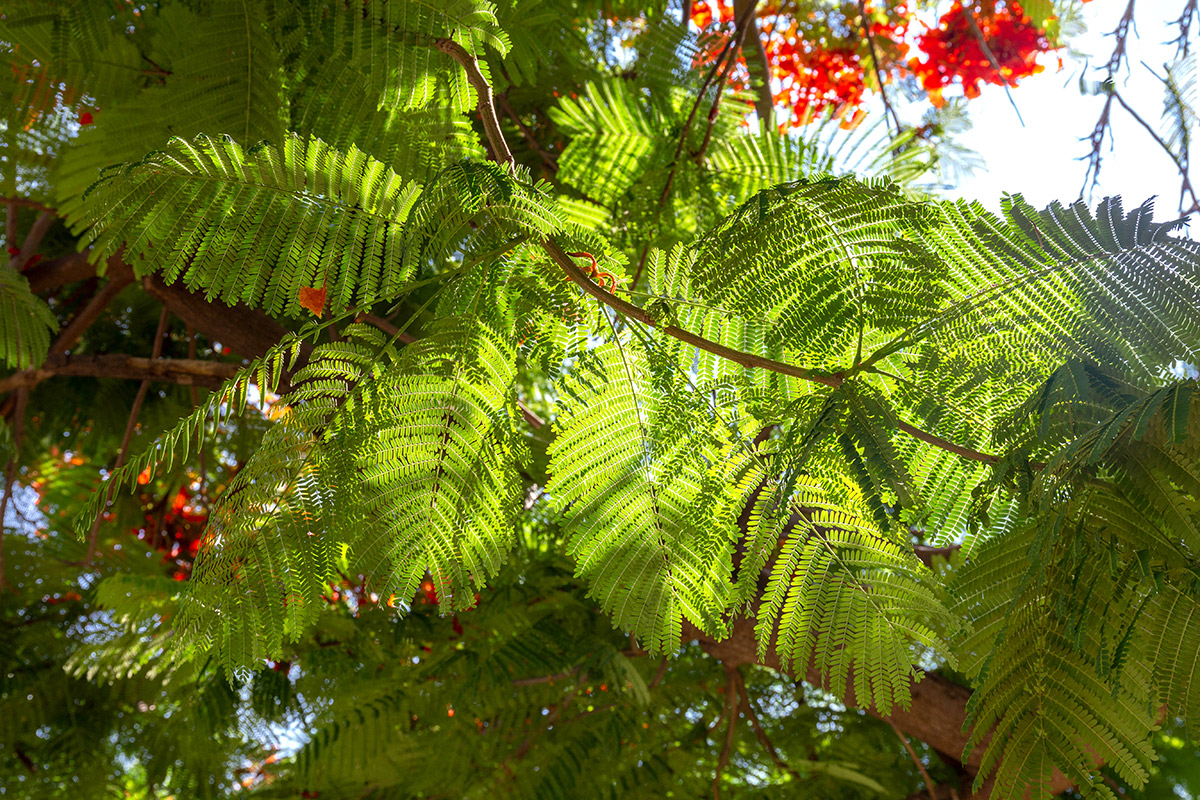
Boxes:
[72,333,306,533]
[1159,54,1198,174]
[955,522,1158,800]
[754,474,956,715]
[292,65,485,184]
[708,113,935,198]
[68,134,427,316]
[549,79,669,208]
[690,174,943,372]
[491,0,592,89]
[343,298,528,612]
[302,0,511,113]
[546,339,742,653]
[0,266,57,369]
[893,195,1200,386]
[179,411,340,670]
[49,0,288,201]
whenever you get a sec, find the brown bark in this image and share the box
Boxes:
[0,354,239,394]
[140,274,290,361]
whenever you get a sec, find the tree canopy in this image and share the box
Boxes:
[3,1,1200,799]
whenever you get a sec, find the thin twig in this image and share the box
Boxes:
[649,657,669,689]
[712,667,739,799]
[83,307,171,563]
[858,0,901,138]
[1082,0,1138,193]
[497,92,558,175]
[962,10,1024,126]
[733,670,803,781]
[735,0,774,124]
[630,3,758,286]
[0,389,27,592]
[1111,89,1200,213]
[1172,0,1198,59]
[187,326,207,500]
[694,1,760,165]
[49,271,135,356]
[889,719,938,800]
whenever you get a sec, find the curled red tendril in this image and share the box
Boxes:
[566,251,619,292]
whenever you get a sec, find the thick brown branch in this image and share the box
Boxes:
[0,354,239,395]
[431,39,513,167]
[0,196,56,215]
[140,274,290,360]
[49,262,135,356]
[24,250,96,294]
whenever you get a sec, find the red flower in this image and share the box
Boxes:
[909,1,1053,103]
[78,111,93,125]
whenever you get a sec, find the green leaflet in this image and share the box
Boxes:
[957,528,1158,800]
[755,476,956,716]
[546,340,741,654]
[0,266,58,369]
[301,0,511,113]
[346,315,526,613]
[69,134,563,319]
[692,174,944,372]
[550,79,666,208]
[71,133,423,317]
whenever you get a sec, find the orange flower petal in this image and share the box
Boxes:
[298,285,327,317]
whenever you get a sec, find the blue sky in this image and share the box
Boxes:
[947,1,1190,214]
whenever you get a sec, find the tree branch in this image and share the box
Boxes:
[733,669,803,782]
[1111,88,1200,213]
[430,30,1018,482]
[0,354,239,395]
[83,306,171,564]
[1082,0,1137,193]
[694,1,759,165]
[735,0,775,124]
[712,667,739,799]
[631,5,755,286]
[858,0,901,138]
[49,263,135,356]
[890,718,939,800]
[0,196,56,216]
[431,39,513,167]
[0,388,27,592]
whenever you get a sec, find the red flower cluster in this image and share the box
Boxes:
[688,0,1058,124]
[690,0,909,128]
[134,485,208,580]
[909,1,1053,106]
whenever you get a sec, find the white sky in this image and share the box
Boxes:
[945,0,1191,214]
